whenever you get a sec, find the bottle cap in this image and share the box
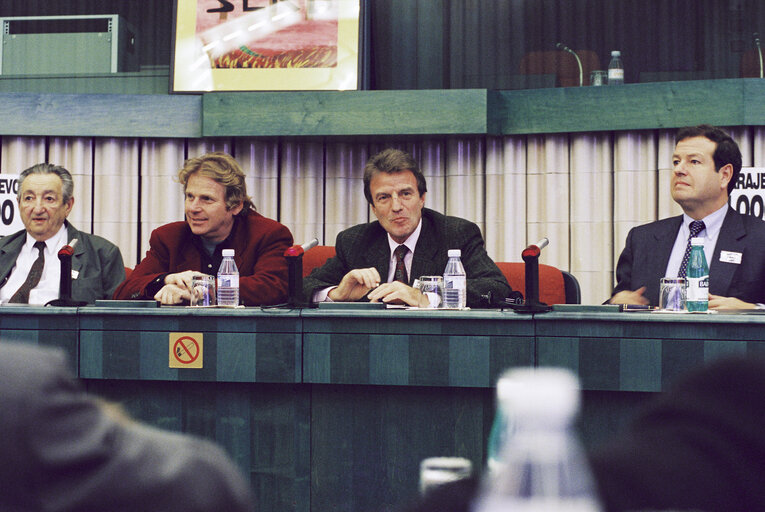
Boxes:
[448,249,461,258]
[611,50,621,57]
[496,367,580,427]
[691,237,704,246]
[222,249,235,257]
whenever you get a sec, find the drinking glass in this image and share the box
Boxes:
[190,275,216,307]
[659,277,686,312]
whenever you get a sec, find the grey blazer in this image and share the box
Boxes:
[303,208,511,307]
[0,221,125,303]
[0,342,254,512]
[611,207,765,306]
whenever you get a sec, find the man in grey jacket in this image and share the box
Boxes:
[0,342,254,512]
[0,163,124,304]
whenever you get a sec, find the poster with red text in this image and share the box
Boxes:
[173,0,360,91]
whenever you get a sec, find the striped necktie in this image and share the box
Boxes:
[678,220,706,278]
[393,245,409,284]
[9,241,46,304]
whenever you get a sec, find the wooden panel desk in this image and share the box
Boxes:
[77,306,308,512]
[2,306,764,512]
[0,306,79,368]
[301,308,534,512]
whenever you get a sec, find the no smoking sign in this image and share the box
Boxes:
[169,333,204,369]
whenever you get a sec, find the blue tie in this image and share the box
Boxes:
[678,220,706,278]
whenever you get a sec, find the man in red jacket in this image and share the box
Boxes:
[114,152,293,306]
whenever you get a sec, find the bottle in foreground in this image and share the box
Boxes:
[473,367,602,512]
[443,249,467,309]
[686,237,709,312]
[217,249,240,306]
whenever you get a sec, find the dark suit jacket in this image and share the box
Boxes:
[113,209,293,306]
[612,207,765,306]
[0,342,254,512]
[303,208,511,307]
[0,222,125,304]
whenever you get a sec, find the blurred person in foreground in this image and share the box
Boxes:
[0,341,254,512]
[396,355,765,512]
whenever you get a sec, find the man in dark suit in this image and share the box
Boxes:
[0,163,125,305]
[609,124,765,308]
[114,152,293,306]
[0,342,254,512]
[303,149,510,308]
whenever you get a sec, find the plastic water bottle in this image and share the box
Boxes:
[473,367,602,512]
[443,249,467,309]
[608,50,624,85]
[217,249,240,306]
[686,237,709,312]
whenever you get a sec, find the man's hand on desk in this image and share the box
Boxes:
[154,270,209,305]
[609,286,649,306]
[367,281,429,307]
[708,294,756,310]
[328,268,382,302]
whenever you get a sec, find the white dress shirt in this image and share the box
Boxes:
[0,224,69,305]
[664,203,727,278]
[313,219,423,303]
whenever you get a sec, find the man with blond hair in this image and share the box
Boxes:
[114,152,293,306]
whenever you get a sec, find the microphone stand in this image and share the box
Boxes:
[557,43,583,87]
[510,238,553,314]
[46,238,87,307]
[283,238,319,308]
[755,33,763,78]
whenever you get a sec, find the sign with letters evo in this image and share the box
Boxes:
[0,175,23,236]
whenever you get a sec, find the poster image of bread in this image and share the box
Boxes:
[173,0,360,91]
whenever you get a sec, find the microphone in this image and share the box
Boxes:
[284,238,318,258]
[521,237,549,259]
[510,237,552,314]
[46,238,86,307]
[284,238,319,307]
[58,237,78,257]
[556,42,583,87]
[755,32,763,78]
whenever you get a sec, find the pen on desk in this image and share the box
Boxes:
[621,304,655,311]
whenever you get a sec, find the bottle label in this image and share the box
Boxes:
[218,275,239,288]
[444,275,465,289]
[687,276,709,302]
[608,69,624,80]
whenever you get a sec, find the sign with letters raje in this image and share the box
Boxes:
[729,167,765,220]
[0,174,24,237]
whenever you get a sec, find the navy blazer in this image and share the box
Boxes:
[612,207,765,306]
[303,208,511,307]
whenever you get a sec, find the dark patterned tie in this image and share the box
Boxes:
[677,220,706,278]
[9,241,46,304]
[393,245,409,284]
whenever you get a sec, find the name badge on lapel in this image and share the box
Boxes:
[71,269,79,279]
[719,251,742,264]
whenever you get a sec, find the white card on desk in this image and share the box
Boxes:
[719,250,742,264]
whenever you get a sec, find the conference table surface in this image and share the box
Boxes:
[2,304,764,512]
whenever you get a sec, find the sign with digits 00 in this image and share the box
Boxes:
[729,167,765,220]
